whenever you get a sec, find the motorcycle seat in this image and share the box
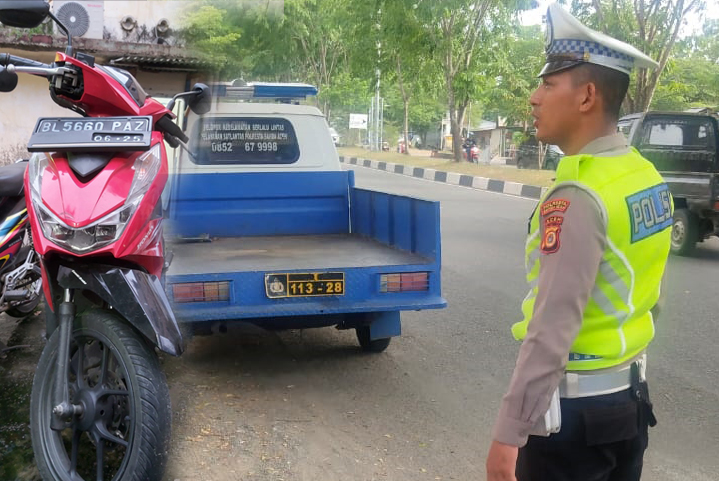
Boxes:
[0,161,26,197]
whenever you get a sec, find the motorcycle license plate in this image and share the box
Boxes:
[28,116,153,153]
[265,272,345,298]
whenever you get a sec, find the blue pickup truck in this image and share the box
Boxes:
[163,83,445,352]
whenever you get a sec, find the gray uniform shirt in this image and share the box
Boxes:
[491,133,632,448]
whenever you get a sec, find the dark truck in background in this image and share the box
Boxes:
[619,112,719,255]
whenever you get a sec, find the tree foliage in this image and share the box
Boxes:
[570,0,706,113]
[182,0,719,155]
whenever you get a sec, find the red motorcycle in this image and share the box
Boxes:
[0,1,209,479]
[463,144,479,163]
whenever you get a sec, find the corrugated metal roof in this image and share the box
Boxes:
[110,55,209,72]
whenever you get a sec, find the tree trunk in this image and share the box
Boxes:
[447,84,467,162]
[404,100,410,155]
[450,101,469,162]
[538,141,547,170]
[396,56,411,156]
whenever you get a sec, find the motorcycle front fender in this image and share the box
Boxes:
[55,263,184,356]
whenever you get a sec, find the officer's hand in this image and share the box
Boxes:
[486,440,518,481]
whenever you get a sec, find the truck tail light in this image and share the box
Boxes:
[172,281,230,303]
[380,272,429,293]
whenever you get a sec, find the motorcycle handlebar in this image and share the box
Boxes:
[0,53,51,69]
[156,115,189,144]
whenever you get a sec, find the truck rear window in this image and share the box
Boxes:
[641,118,715,150]
[189,117,300,165]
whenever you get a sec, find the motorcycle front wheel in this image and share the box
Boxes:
[31,309,171,481]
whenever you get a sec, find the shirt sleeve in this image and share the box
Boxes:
[491,186,606,447]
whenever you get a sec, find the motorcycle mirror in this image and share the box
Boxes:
[188,83,211,115]
[0,66,18,93]
[0,0,50,28]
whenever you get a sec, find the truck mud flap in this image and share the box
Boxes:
[366,311,401,340]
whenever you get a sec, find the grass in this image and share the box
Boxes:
[338,147,555,188]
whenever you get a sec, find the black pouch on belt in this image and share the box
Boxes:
[630,362,658,427]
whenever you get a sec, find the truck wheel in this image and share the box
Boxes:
[671,209,698,256]
[356,326,391,353]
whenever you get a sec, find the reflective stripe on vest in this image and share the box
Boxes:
[512,149,671,371]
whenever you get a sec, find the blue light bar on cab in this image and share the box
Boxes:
[210,82,318,100]
[251,82,318,98]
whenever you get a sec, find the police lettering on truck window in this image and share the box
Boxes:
[191,117,300,165]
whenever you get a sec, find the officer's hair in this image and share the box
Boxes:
[571,64,630,121]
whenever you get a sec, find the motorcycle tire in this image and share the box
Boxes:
[31,308,171,481]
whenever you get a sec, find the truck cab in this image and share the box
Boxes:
[619,111,719,255]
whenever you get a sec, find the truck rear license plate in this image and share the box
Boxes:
[265,272,345,298]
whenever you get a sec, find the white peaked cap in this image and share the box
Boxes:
[540,3,659,77]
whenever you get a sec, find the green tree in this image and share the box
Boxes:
[408,0,532,161]
[284,0,352,119]
[182,0,356,121]
[651,18,719,111]
[376,0,442,154]
[570,0,705,113]
[182,4,244,76]
[485,24,544,129]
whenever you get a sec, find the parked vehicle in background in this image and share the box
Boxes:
[463,143,479,163]
[329,127,340,146]
[619,111,719,255]
[515,135,562,170]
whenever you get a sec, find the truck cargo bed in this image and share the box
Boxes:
[166,234,431,276]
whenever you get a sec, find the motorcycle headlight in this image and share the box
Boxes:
[34,197,138,253]
[31,144,162,253]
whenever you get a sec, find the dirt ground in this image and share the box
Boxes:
[162,323,473,481]
[1,313,476,481]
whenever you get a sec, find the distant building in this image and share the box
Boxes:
[0,0,207,160]
[468,120,521,164]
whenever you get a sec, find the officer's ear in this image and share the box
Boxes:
[577,81,598,114]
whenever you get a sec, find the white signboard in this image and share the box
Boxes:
[349,113,368,130]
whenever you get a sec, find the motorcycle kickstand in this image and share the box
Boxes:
[50,289,83,430]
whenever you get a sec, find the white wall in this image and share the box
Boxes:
[139,71,188,97]
[0,74,73,161]
[0,69,186,161]
[103,1,192,42]
[0,2,196,160]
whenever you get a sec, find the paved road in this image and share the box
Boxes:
[1,165,717,480]
[344,165,719,481]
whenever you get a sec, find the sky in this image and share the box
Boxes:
[520,0,719,37]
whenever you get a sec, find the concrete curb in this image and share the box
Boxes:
[339,156,549,200]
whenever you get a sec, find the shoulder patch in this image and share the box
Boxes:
[541,216,563,254]
[626,184,673,243]
[541,198,570,216]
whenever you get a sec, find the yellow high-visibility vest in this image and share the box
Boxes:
[512,148,672,371]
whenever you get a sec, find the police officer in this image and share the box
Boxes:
[486,4,670,480]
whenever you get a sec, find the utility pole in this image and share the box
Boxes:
[372,7,382,151]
